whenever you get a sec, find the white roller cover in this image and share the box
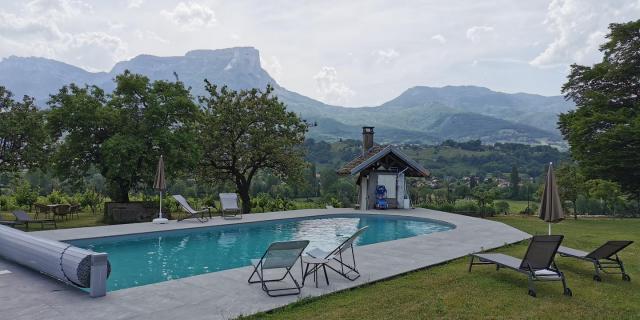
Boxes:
[0,225,109,289]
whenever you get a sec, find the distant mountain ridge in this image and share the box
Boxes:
[0,47,573,147]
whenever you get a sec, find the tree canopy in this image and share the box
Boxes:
[47,71,200,202]
[197,83,307,213]
[0,87,48,173]
[559,20,640,197]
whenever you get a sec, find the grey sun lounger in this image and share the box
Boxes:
[219,193,242,219]
[306,226,369,281]
[248,240,309,297]
[558,241,633,282]
[12,210,57,230]
[0,220,20,228]
[468,235,572,297]
[172,195,212,222]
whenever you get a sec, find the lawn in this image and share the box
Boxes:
[240,216,640,319]
[498,199,532,214]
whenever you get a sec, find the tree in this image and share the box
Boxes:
[197,83,307,213]
[556,162,585,219]
[472,184,497,217]
[559,20,640,202]
[0,87,48,173]
[585,179,621,215]
[469,176,478,189]
[47,71,200,202]
[308,162,319,197]
[510,165,520,199]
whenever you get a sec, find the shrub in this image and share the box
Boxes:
[494,201,510,215]
[253,193,270,212]
[81,188,104,215]
[0,195,10,211]
[521,203,539,215]
[454,200,479,213]
[328,197,342,208]
[14,181,39,211]
[47,190,66,204]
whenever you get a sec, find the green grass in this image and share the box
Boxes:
[497,199,531,214]
[240,216,640,319]
[1,210,106,230]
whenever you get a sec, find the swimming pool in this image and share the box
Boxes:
[69,214,454,291]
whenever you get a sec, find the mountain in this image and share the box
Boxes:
[379,86,573,134]
[0,47,572,147]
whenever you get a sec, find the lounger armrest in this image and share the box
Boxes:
[534,269,560,276]
[307,248,330,259]
[558,246,588,258]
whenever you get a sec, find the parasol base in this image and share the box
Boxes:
[152,218,169,224]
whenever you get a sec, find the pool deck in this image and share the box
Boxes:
[0,208,530,320]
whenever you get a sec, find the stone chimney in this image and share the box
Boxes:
[362,126,374,155]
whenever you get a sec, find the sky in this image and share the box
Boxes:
[0,0,639,107]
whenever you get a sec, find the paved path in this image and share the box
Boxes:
[0,208,530,320]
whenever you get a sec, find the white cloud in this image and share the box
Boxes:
[530,0,640,68]
[25,0,88,18]
[0,1,126,71]
[161,2,216,30]
[431,34,446,44]
[127,0,144,9]
[375,48,400,64]
[134,29,169,44]
[261,55,283,82]
[67,32,128,71]
[466,25,494,42]
[313,66,355,105]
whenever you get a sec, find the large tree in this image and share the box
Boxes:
[47,71,200,202]
[197,83,307,213]
[0,87,48,173]
[559,20,640,200]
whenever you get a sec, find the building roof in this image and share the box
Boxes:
[337,145,430,177]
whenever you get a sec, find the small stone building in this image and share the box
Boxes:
[337,127,430,210]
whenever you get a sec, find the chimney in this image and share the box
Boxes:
[362,126,374,155]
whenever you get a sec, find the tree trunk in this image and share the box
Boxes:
[238,185,252,213]
[108,180,130,203]
[573,200,578,220]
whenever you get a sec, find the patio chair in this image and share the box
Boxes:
[69,204,82,219]
[219,193,242,219]
[468,235,572,297]
[558,241,633,282]
[12,210,57,230]
[53,204,71,220]
[306,226,369,281]
[172,195,212,222]
[248,240,309,297]
[34,203,51,219]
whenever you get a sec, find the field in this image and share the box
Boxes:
[241,216,640,319]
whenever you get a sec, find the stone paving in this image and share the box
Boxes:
[0,208,530,320]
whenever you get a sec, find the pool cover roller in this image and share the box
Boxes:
[0,225,110,297]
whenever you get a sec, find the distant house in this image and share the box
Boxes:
[337,127,430,210]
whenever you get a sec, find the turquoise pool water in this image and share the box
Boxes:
[69,214,454,291]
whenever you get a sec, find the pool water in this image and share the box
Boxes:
[69,214,454,291]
